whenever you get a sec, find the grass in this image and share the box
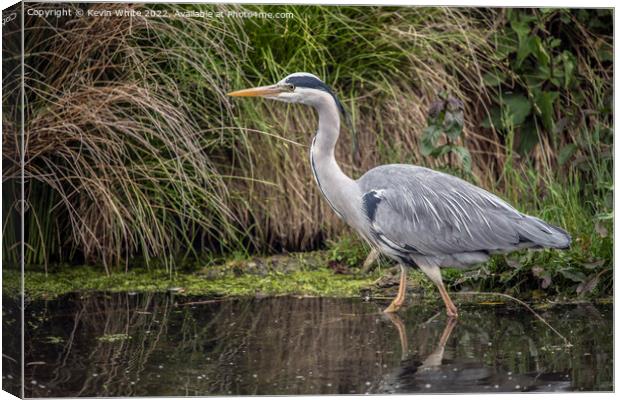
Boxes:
[3,4,612,297]
[4,4,498,268]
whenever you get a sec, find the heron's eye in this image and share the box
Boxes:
[283,83,295,92]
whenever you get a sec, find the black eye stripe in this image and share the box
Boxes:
[285,76,330,92]
[285,75,346,116]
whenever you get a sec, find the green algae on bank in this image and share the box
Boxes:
[9,261,384,300]
[7,248,610,302]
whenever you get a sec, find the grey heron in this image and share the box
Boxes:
[228,72,571,317]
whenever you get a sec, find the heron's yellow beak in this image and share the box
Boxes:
[227,84,283,97]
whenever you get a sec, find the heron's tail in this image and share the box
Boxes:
[516,215,571,249]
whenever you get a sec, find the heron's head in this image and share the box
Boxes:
[227,72,346,114]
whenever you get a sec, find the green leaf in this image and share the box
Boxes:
[524,69,548,89]
[510,17,533,68]
[480,106,502,129]
[495,33,517,60]
[559,268,586,283]
[531,36,550,67]
[558,143,577,165]
[516,36,535,68]
[443,110,464,141]
[511,17,531,40]
[561,10,573,23]
[549,38,562,48]
[451,146,472,172]
[534,91,559,132]
[429,144,452,158]
[420,125,442,156]
[561,51,576,88]
[517,119,539,154]
[502,93,532,126]
[422,125,442,141]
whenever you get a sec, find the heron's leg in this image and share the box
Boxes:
[438,317,457,347]
[383,264,407,313]
[421,317,457,369]
[384,312,409,359]
[437,283,458,318]
[361,248,380,273]
[418,263,458,318]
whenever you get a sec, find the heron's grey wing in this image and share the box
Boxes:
[358,165,570,257]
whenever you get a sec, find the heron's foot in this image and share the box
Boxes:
[435,281,459,318]
[446,305,459,318]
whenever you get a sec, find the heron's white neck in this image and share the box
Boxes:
[309,94,359,224]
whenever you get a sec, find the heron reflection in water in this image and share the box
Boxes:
[229,73,571,316]
[379,315,572,393]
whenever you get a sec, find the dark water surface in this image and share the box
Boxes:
[12,293,612,396]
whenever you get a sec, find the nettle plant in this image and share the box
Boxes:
[481,9,612,156]
[420,92,471,173]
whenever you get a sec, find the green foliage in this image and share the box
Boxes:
[421,93,471,173]
[482,8,612,155]
[443,8,614,298]
[326,235,370,269]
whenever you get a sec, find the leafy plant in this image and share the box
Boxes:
[482,8,612,155]
[420,93,471,173]
[327,235,369,270]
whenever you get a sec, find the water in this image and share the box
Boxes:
[10,293,612,396]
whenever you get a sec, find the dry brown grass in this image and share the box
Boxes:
[7,4,252,270]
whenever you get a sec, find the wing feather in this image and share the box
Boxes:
[358,165,570,256]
